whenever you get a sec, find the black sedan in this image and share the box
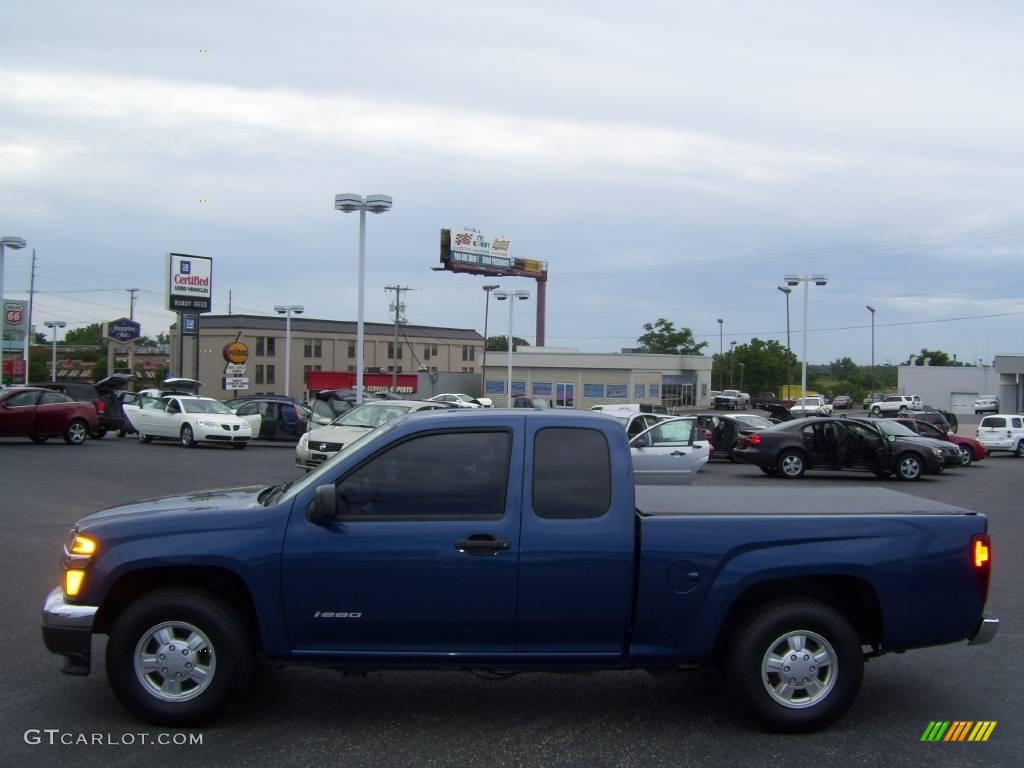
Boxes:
[732,416,947,481]
[695,413,775,460]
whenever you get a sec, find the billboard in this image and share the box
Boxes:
[167,253,213,312]
[438,229,547,278]
[104,317,141,343]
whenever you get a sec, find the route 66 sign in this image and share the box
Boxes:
[2,301,27,332]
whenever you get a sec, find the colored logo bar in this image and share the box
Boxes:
[921,721,997,742]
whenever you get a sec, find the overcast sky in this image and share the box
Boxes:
[2,0,1022,365]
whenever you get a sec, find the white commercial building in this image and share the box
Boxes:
[897,355,1024,414]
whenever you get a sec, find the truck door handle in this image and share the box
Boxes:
[455,534,511,555]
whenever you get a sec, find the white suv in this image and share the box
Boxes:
[976,414,1024,457]
[869,394,922,416]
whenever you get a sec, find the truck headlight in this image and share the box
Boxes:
[68,534,97,556]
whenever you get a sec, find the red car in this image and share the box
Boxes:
[894,418,987,466]
[0,387,98,444]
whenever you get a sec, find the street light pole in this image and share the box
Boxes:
[866,305,876,396]
[716,318,724,391]
[335,193,393,405]
[44,321,66,383]
[783,274,829,404]
[494,289,530,407]
[777,286,792,392]
[480,284,500,397]
[739,362,745,392]
[729,340,737,387]
[274,304,304,397]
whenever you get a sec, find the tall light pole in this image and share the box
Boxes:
[480,284,500,396]
[729,340,737,387]
[866,305,876,397]
[335,193,393,405]
[274,304,304,397]
[43,320,66,383]
[494,289,530,407]
[784,274,829,404]
[739,362,745,392]
[777,285,792,392]
[716,318,724,391]
[1,236,27,384]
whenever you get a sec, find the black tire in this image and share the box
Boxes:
[760,466,777,476]
[91,428,108,439]
[232,442,247,450]
[1014,441,1023,458]
[139,434,153,444]
[869,408,880,418]
[106,588,252,727]
[897,407,909,416]
[777,450,806,479]
[180,424,197,448]
[63,419,89,445]
[116,429,127,438]
[958,445,974,467]
[894,452,923,481]
[726,599,864,733]
[30,435,48,444]
[872,469,891,479]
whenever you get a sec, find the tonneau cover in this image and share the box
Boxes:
[636,486,975,516]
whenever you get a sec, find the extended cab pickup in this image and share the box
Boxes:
[41,410,998,732]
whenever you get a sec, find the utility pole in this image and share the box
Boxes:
[126,287,139,377]
[228,290,233,314]
[23,249,37,384]
[384,285,412,391]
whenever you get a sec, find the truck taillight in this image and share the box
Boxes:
[971,534,992,602]
[748,433,762,446]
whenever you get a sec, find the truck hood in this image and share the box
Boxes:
[76,485,267,527]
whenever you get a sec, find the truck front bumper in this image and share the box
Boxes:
[41,587,97,676]
[968,615,999,646]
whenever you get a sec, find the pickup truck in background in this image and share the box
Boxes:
[42,410,998,733]
[713,390,750,410]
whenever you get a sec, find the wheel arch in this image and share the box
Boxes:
[94,566,263,652]
[714,575,884,658]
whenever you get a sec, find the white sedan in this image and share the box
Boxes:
[123,395,254,449]
[427,393,492,408]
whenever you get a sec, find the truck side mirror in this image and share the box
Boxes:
[308,484,339,524]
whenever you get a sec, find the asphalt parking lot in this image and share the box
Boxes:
[1,430,1019,768]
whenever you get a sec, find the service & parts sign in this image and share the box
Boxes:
[167,253,213,312]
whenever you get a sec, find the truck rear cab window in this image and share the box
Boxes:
[533,427,611,519]
[337,431,511,520]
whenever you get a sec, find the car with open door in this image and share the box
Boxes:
[0,387,99,444]
[226,396,307,441]
[124,395,252,449]
[629,416,710,484]
[695,413,775,461]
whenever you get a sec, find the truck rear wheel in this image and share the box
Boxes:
[726,599,863,732]
[106,588,252,726]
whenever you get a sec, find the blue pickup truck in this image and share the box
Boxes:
[42,410,998,732]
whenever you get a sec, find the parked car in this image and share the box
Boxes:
[862,392,886,410]
[427,393,492,408]
[751,392,777,409]
[512,395,552,409]
[976,414,1024,457]
[296,399,451,470]
[123,395,252,448]
[0,387,98,444]
[732,416,947,480]
[847,417,962,469]
[227,397,309,441]
[894,418,987,466]
[31,380,109,438]
[974,396,999,415]
[831,395,854,410]
[92,374,136,437]
[789,396,832,417]
[713,389,750,410]
[868,394,922,417]
[890,408,952,433]
[41,409,998,732]
[600,408,675,441]
[695,413,775,460]
[764,403,796,423]
[919,405,958,432]
[629,416,710,484]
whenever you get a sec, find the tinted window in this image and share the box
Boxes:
[533,428,611,520]
[39,391,71,405]
[1013,418,1023,429]
[5,391,39,407]
[337,431,511,520]
[236,402,259,416]
[981,417,1006,428]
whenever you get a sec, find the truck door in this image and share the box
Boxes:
[518,422,635,656]
[281,423,522,654]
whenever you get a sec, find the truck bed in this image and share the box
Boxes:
[636,485,976,516]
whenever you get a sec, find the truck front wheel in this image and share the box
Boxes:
[726,600,863,732]
[106,588,252,726]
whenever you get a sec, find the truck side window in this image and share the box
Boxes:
[337,431,511,520]
[533,428,611,519]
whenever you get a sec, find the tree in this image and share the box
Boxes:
[64,323,105,346]
[486,336,530,352]
[904,348,952,366]
[637,318,708,356]
[712,338,797,393]
[829,356,858,381]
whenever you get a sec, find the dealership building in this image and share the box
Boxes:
[483,348,714,410]
[897,355,1024,414]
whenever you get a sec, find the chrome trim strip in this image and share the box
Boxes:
[968,615,999,646]
[42,587,98,630]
